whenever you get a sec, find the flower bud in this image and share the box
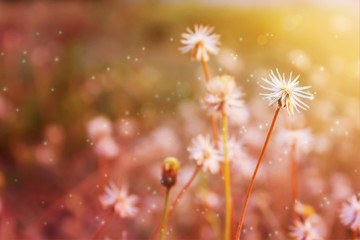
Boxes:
[160,157,180,189]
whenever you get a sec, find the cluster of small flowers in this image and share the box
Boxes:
[181,25,314,180]
[88,117,139,219]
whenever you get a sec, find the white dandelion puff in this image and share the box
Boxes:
[179,24,220,62]
[201,75,244,115]
[260,69,314,115]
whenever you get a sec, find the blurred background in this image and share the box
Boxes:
[0,0,359,239]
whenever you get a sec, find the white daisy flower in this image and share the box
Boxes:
[99,182,139,218]
[188,135,222,174]
[201,75,244,115]
[179,24,220,62]
[260,69,314,115]
[340,195,360,231]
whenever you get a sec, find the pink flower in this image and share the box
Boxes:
[340,195,360,231]
[87,116,112,141]
[99,182,139,218]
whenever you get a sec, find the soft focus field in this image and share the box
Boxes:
[0,1,359,239]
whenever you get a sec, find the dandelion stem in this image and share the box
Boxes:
[222,109,232,240]
[290,142,299,220]
[353,229,358,240]
[235,107,280,240]
[90,212,114,240]
[201,58,210,83]
[150,166,201,240]
[201,58,219,145]
[159,188,171,240]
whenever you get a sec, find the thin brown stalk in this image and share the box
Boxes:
[90,212,114,240]
[201,58,219,146]
[150,165,201,240]
[201,58,210,83]
[235,107,280,240]
[353,229,358,240]
[159,188,171,240]
[290,142,299,220]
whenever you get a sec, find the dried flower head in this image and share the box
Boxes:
[202,75,244,115]
[260,69,314,115]
[99,182,138,218]
[179,24,220,62]
[340,195,360,231]
[160,157,180,188]
[188,135,221,174]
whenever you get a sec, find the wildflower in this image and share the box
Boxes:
[219,136,247,163]
[99,182,138,218]
[340,195,360,231]
[202,75,244,115]
[87,116,112,141]
[198,189,220,208]
[94,136,119,159]
[260,69,314,115]
[290,202,327,240]
[294,201,316,219]
[276,128,314,157]
[188,135,221,174]
[160,157,180,188]
[290,218,325,240]
[179,24,220,62]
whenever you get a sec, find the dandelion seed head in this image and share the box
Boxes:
[201,75,244,115]
[260,69,314,115]
[179,24,220,62]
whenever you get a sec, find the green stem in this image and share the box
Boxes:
[222,111,232,240]
[150,166,200,240]
[235,107,280,240]
[159,188,171,240]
